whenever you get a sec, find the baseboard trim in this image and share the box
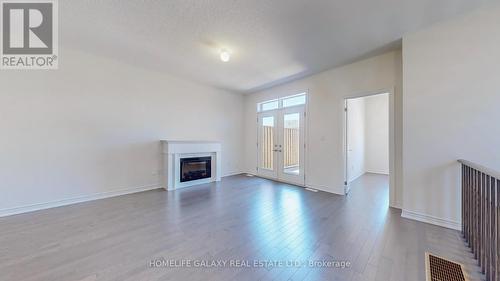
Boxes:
[246,172,345,195]
[347,172,365,184]
[401,209,461,231]
[365,171,389,175]
[305,184,344,195]
[0,184,161,218]
[389,203,402,210]
[222,172,244,177]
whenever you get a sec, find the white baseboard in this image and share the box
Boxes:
[347,171,365,184]
[390,202,402,210]
[401,209,461,231]
[365,170,389,175]
[305,184,344,195]
[0,184,161,218]
[222,171,244,177]
[245,172,345,196]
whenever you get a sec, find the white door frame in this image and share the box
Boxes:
[343,88,396,208]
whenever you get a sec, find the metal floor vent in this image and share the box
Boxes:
[425,252,467,281]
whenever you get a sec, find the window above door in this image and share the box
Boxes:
[257,93,307,112]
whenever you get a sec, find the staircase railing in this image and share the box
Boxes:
[459,159,500,281]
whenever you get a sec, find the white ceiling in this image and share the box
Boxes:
[61,0,494,93]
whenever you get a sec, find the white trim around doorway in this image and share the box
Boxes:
[342,88,398,208]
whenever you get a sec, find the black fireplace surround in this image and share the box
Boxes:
[180,157,212,182]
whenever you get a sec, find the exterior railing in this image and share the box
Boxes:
[261,127,299,170]
[459,159,500,281]
[262,126,274,169]
[284,128,299,167]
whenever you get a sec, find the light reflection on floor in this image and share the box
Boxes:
[249,184,311,254]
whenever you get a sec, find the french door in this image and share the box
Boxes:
[257,106,305,185]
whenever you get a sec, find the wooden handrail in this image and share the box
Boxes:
[458,159,500,179]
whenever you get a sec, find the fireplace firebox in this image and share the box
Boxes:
[180,157,212,182]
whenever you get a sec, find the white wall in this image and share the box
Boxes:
[346,93,389,183]
[243,51,403,207]
[0,48,244,214]
[346,98,366,182]
[365,94,389,175]
[402,3,500,229]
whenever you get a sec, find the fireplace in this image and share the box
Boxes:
[180,157,212,182]
[161,140,221,190]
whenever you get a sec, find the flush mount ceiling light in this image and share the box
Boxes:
[220,49,230,62]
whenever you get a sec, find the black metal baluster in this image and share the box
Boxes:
[486,174,491,280]
[481,172,485,273]
[462,165,465,235]
[469,165,472,245]
[476,168,479,258]
[496,178,500,281]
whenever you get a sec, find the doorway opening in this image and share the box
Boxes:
[256,94,306,186]
[344,92,390,197]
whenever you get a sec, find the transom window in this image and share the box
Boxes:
[257,93,307,112]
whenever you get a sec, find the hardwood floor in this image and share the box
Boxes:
[0,174,483,281]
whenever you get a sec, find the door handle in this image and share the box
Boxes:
[273,149,282,152]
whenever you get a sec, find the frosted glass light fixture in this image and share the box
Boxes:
[220,49,230,62]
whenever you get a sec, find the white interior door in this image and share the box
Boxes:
[258,106,305,186]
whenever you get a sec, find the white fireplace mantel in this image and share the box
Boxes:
[161,140,221,190]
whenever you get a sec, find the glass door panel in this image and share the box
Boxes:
[257,106,305,185]
[261,116,275,170]
[278,106,305,185]
[258,112,278,179]
[283,113,300,175]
